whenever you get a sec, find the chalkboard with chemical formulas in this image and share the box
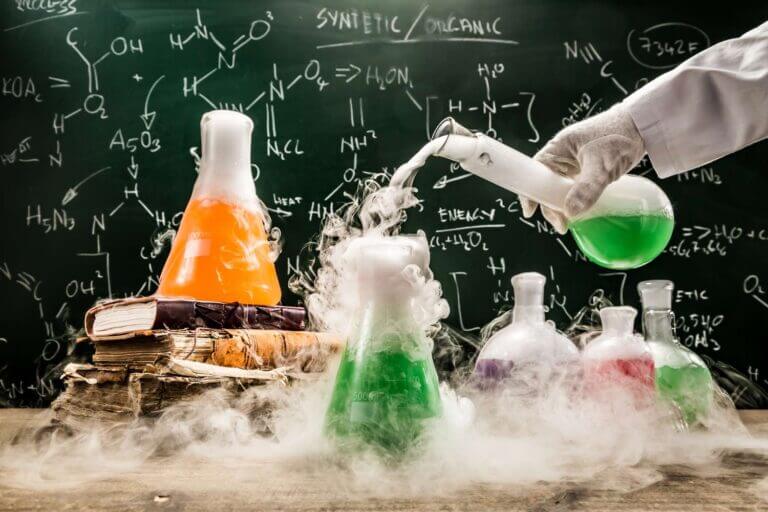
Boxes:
[1,0,767,405]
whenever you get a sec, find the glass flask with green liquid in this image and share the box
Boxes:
[392,117,674,270]
[638,280,713,426]
[324,238,442,457]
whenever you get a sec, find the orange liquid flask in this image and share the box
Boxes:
[156,111,281,305]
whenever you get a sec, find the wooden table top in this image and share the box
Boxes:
[0,409,766,512]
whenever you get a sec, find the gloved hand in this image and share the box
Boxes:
[521,105,646,234]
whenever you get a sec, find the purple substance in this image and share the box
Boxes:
[474,358,516,381]
[473,359,581,394]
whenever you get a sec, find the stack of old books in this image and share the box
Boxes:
[53,296,341,426]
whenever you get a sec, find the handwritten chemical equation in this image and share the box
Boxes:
[0,1,765,407]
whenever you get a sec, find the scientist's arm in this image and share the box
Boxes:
[628,21,768,178]
[525,21,768,233]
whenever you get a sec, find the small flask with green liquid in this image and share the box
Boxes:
[638,280,713,426]
[324,238,442,458]
[393,117,675,270]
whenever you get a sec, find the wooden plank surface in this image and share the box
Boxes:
[0,409,766,512]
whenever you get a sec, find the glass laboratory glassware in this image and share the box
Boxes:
[324,239,442,457]
[156,110,281,305]
[638,280,713,426]
[474,272,579,387]
[582,306,655,405]
[568,179,673,270]
[391,117,674,270]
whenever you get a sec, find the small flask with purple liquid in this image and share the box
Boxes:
[473,272,579,389]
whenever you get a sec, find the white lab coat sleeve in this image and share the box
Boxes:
[625,21,768,178]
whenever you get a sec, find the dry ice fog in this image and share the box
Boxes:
[2,146,767,500]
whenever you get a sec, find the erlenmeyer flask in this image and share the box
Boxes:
[156,111,281,305]
[324,238,442,457]
[474,272,578,386]
[394,117,674,270]
[638,280,713,425]
[582,306,655,404]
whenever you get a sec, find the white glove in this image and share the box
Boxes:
[521,105,646,234]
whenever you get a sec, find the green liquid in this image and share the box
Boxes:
[325,341,442,457]
[569,214,674,270]
[655,365,713,425]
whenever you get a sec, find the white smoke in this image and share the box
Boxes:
[2,366,765,498]
[1,156,766,501]
[295,175,448,338]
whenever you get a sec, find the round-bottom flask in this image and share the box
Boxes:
[568,176,674,269]
[638,280,713,426]
[422,117,675,270]
[582,306,655,406]
[474,272,579,392]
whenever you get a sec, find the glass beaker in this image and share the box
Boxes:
[324,239,442,457]
[582,306,655,404]
[156,111,281,305]
[474,272,579,387]
[401,117,674,270]
[638,280,713,426]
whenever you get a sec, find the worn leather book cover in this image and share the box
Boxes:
[52,365,283,427]
[84,296,307,337]
[88,328,342,373]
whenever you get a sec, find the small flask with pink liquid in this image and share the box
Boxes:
[582,306,655,405]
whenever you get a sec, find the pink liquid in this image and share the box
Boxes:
[584,357,655,405]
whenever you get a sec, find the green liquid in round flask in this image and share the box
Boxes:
[324,238,442,458]
[401,117,676,270]
[638,280,713,426]
[568,176,674,269]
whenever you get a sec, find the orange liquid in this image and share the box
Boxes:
[156,197,281,305]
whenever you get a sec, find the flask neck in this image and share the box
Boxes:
[510,271,546,324]
[429,118,671,221]
[194,111,257,202]
[642,309,678,344]
[599,306,637,336]
[512,305,545,324]
[355,293,421,343]
[430,119,572,212]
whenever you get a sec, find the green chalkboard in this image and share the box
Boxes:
[1,0,767,405]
